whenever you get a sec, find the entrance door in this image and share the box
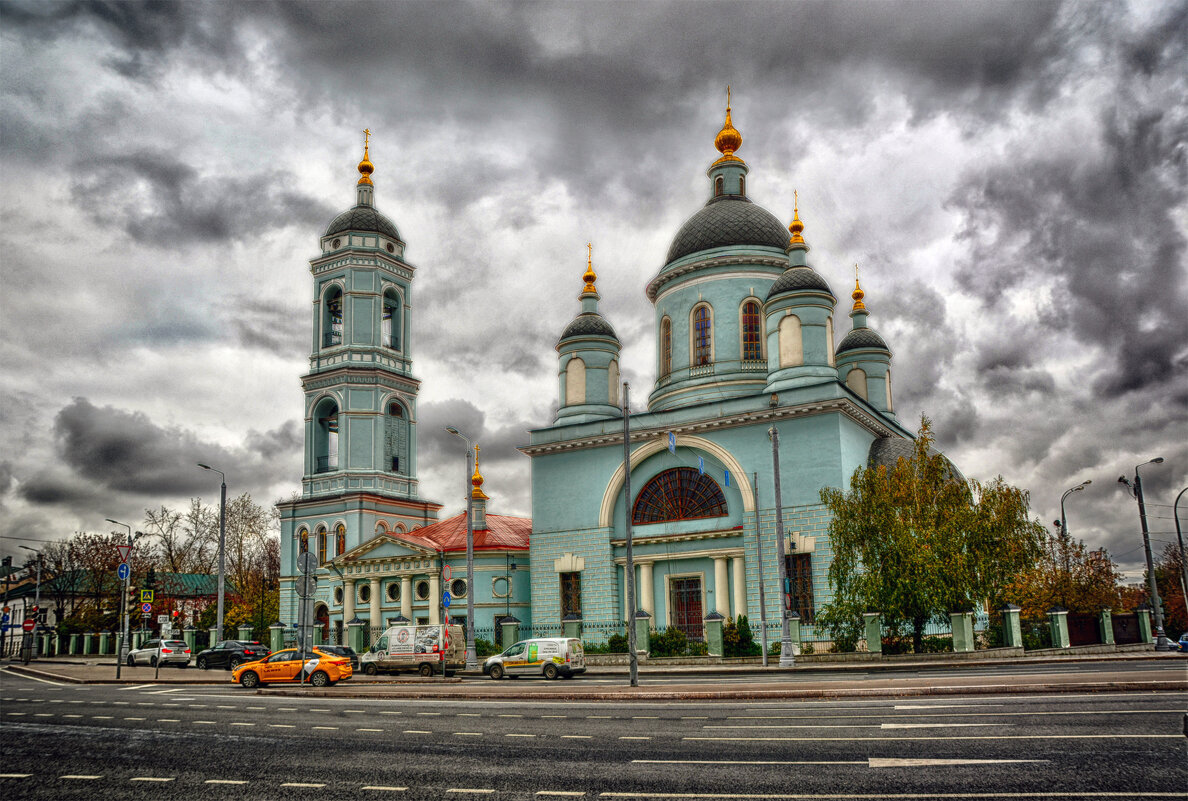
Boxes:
[670,577,704,640]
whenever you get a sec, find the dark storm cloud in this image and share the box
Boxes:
[48,398,299,500]
[69,150,335,245]
[417,399,532,469]
[233,298,308,356]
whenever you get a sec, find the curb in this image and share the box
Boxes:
[3,665,226,685]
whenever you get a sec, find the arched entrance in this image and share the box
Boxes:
[313,602,330,643]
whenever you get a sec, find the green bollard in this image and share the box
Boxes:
[864,612,882,654]
[704,613,725,657]
[1047,608,1070,648]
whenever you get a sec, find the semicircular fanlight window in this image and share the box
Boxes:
[632,467,727,524]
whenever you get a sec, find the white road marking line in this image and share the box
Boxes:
[345,709,366,713]
[63,714,83,718]
[49,699,64,703]
[278,707,298,711]
[681,716,708,720]
[270,724,296,728]
[357,728,384,732]
[217,705,236,709]
[894,704,1000,709]
[506,733,536,737]
[598,794,1178,799]
[403,730,432,734]
[206,779,249,784]
[60,775,101,780]
[33,713,54,717]
[881,723,1007,730]
[111,701,129,705]
[123,717,146,721]
[455,732,482,736]
[562,735,592,739]
[457,712,480,716]
[92,716,113,720]
[246,706,266,710]
[309,708,330,712]
[193,721,217,725]
[146,688,182,695]
[282,782,325,788]
[5,712,26,716]
[536,793,584,797]
[417,712,442,716]
[541,715,567,718]
[362,786,408,792]
[7,674,64,686]
[130,777,174,782]
[312,726,338,730]
[380,711,402,715]
[587,715,612,719]
[706,725,879,729]
[0,774,32,778]
[121,684,154,691]
[157,719,181,722]
[230,722,255,726]
[633,760,863,765]
[868,757,1049,768]
[498,714,523,717]
[447,789,495,794]
[685,734,1183,742]
[632,716,659,719]
[619,736,650,740]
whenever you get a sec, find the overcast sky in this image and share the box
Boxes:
[1,0,1185,579]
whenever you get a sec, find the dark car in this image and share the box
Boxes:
[195,640,270,670]
[1178,633,1188,653]
[315,644,359,671]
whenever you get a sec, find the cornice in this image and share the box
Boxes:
[301,368,421,393]
[646,254,788,302]
[310,252,415,282]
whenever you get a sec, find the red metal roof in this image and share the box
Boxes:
[396,512,530,553]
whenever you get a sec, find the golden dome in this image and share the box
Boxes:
[713,87,744,164]
[582,242,598,295]
[851,265,866,311]
[471,445,489,500]
[357,128,374,185]
[788,190,805,245]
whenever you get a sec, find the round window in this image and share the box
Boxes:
[386,243,395,253]
[386,582,400,602]
[451,578,467,599]
[359,585,371,603]
[333,238,341,248]
[333,586,343,605]
[415,580,430,600]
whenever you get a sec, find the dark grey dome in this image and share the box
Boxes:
[666,198,790,264]
[560,313,619,342]
[766,267,834,300]
[325,205,401,240]
[868,437,965,483]
[837,328,889,354]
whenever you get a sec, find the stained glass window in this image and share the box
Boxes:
[561,572,582,617]
[693,305,712,365]
[632,467,728,524]
[660,318,672,377]
[787,552,815,625]
[317,529,327,564]
[299,530,309,554]
[742,300,761,361]
[335,525,346,556]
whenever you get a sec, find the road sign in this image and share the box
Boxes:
[116,544,132,562]
[442,564,452,581]
[668,431,676,453]
[442,591,452,608]
[1,613,8,624]
[298,551,318,574]
[117,563,130,580]
[140,589,154,603]
[296,573,317,596]
[157,614,168,624]
[22,618,35,633]
[141,602,152,614]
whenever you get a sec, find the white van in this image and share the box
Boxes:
[360,624,465,677]
[482,637,585,680]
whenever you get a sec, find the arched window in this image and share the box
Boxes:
[322,286,343,348]
[316,528,327,564]
[660,317,672,378]
[715,175,724,197]
[386,401,407,473]
[778,315,803,368]
[741,300,762,362]
[633,467,728,524]
[565,357,586,405]
[313,398,339,473]
[381,289,401,350]
[826,316,835,366]
[692,304,713,366]
[298,529,309,554]
[885,369,893,411]
[847,367,868,400]
[335,524,346,557]
[739,175,746,196]
[608,359,620,406]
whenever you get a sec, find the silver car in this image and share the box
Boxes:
[127,638,191,668]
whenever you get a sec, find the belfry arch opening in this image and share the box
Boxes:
[313,397,339,474]
[386,400,409,473]
[322,286,343,348]
[381,289,401,350]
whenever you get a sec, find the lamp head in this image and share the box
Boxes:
[1152,457,1165,464]
[445,427,459,436]
[197,463,211,471]
[104,518,120,525]
[1117,476,1130,486]
[1053,520,1062,528]
[1081,479,1092,486]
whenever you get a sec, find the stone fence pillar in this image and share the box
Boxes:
[238,623,253,642]
[1047,607,1070,648]
[269,622,286,653]
[704,612,725,657]
[183,626,197,653]
[999,604,1023,648]
[69,633,80,655]
[950,611,975,653]
[788,611,802,657]
[347,617,366,653]
[863,612,882,654]
[97,632,109,656]
[1098,609,1114,645]
[83,632,94,655]
[1135,604,1153,643]
[500,616,521,647]
[634,610,652,657]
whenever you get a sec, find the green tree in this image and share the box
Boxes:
[1003,535,1122,617]
[819,417,1045,653]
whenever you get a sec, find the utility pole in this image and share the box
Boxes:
[1174,487,1187,617]
[753,471,769,667]
[197,464,227,642]
[622,382,638,687]
[1121,458,1170,651]
[769,427,794,667]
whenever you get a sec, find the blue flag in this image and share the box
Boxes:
[724,469,730,487]
[668,432,676,453]
[698,456,704,475]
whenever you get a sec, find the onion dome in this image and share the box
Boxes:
[666,200,790,264]
[324,130,402,240]
[766,266,834,299]
[471,446,489,501]
[836,327,889,353]
[713,87,744,165]
[868,437,965,483]
[357,128,374,185]
[560,313,619,342]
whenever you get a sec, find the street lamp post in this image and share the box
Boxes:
[768,426,795,667]
[444,427,478,670]
[18,546,42,658]
[1119,458,1170,651]
[197,463,227,643]
[1174,487,1188,617]
[504,553,517,622]
[1055,480,1092,607]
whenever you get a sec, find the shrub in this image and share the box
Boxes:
[648,627,688,657]
[474,638,500,657]
[606,633,629,653]
[734,615,762,657]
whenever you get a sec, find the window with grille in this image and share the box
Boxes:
[693,305,712,365]
[317,530,327,564]
[660,318,672,377]
[787,552,815,625]
[560,572,582,618]
[742,300,762,361]
[632,467,728,524]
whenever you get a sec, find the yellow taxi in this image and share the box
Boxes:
[232,647,353,688]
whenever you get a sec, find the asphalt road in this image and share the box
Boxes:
[2,670,1186,800]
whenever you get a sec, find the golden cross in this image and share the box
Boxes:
[474,445,481,466]
[587,242,592,267]
[364,128,370,149]
[855,262,859,282]
[727,85,732,109]
[794,189,799,210]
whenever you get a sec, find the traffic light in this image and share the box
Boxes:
[144,567,156,592]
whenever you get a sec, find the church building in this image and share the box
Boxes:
[522,98,913,640]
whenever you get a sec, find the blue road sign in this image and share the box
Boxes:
[141,602,152,614]
[668,432,676,453]
[724,469,730,487]
[442,591,452,608]
[698,456,704,475]
[117,563,130,580]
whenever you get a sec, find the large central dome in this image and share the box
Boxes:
[665,196,790,264]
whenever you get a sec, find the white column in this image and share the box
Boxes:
[639,562,655,617]
[342,579,356,622]
[429,572,441,624]
[732,556,746,618]
[400,575,412,620]
[713,557,729,616]
[369,578,381,627]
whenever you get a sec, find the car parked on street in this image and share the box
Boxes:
[1177,633,1188,653]
[232,647,353,688]
[483,637,585,680]
[194,640,270,670]
[127,639,191,668]
[314,644,359,671]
